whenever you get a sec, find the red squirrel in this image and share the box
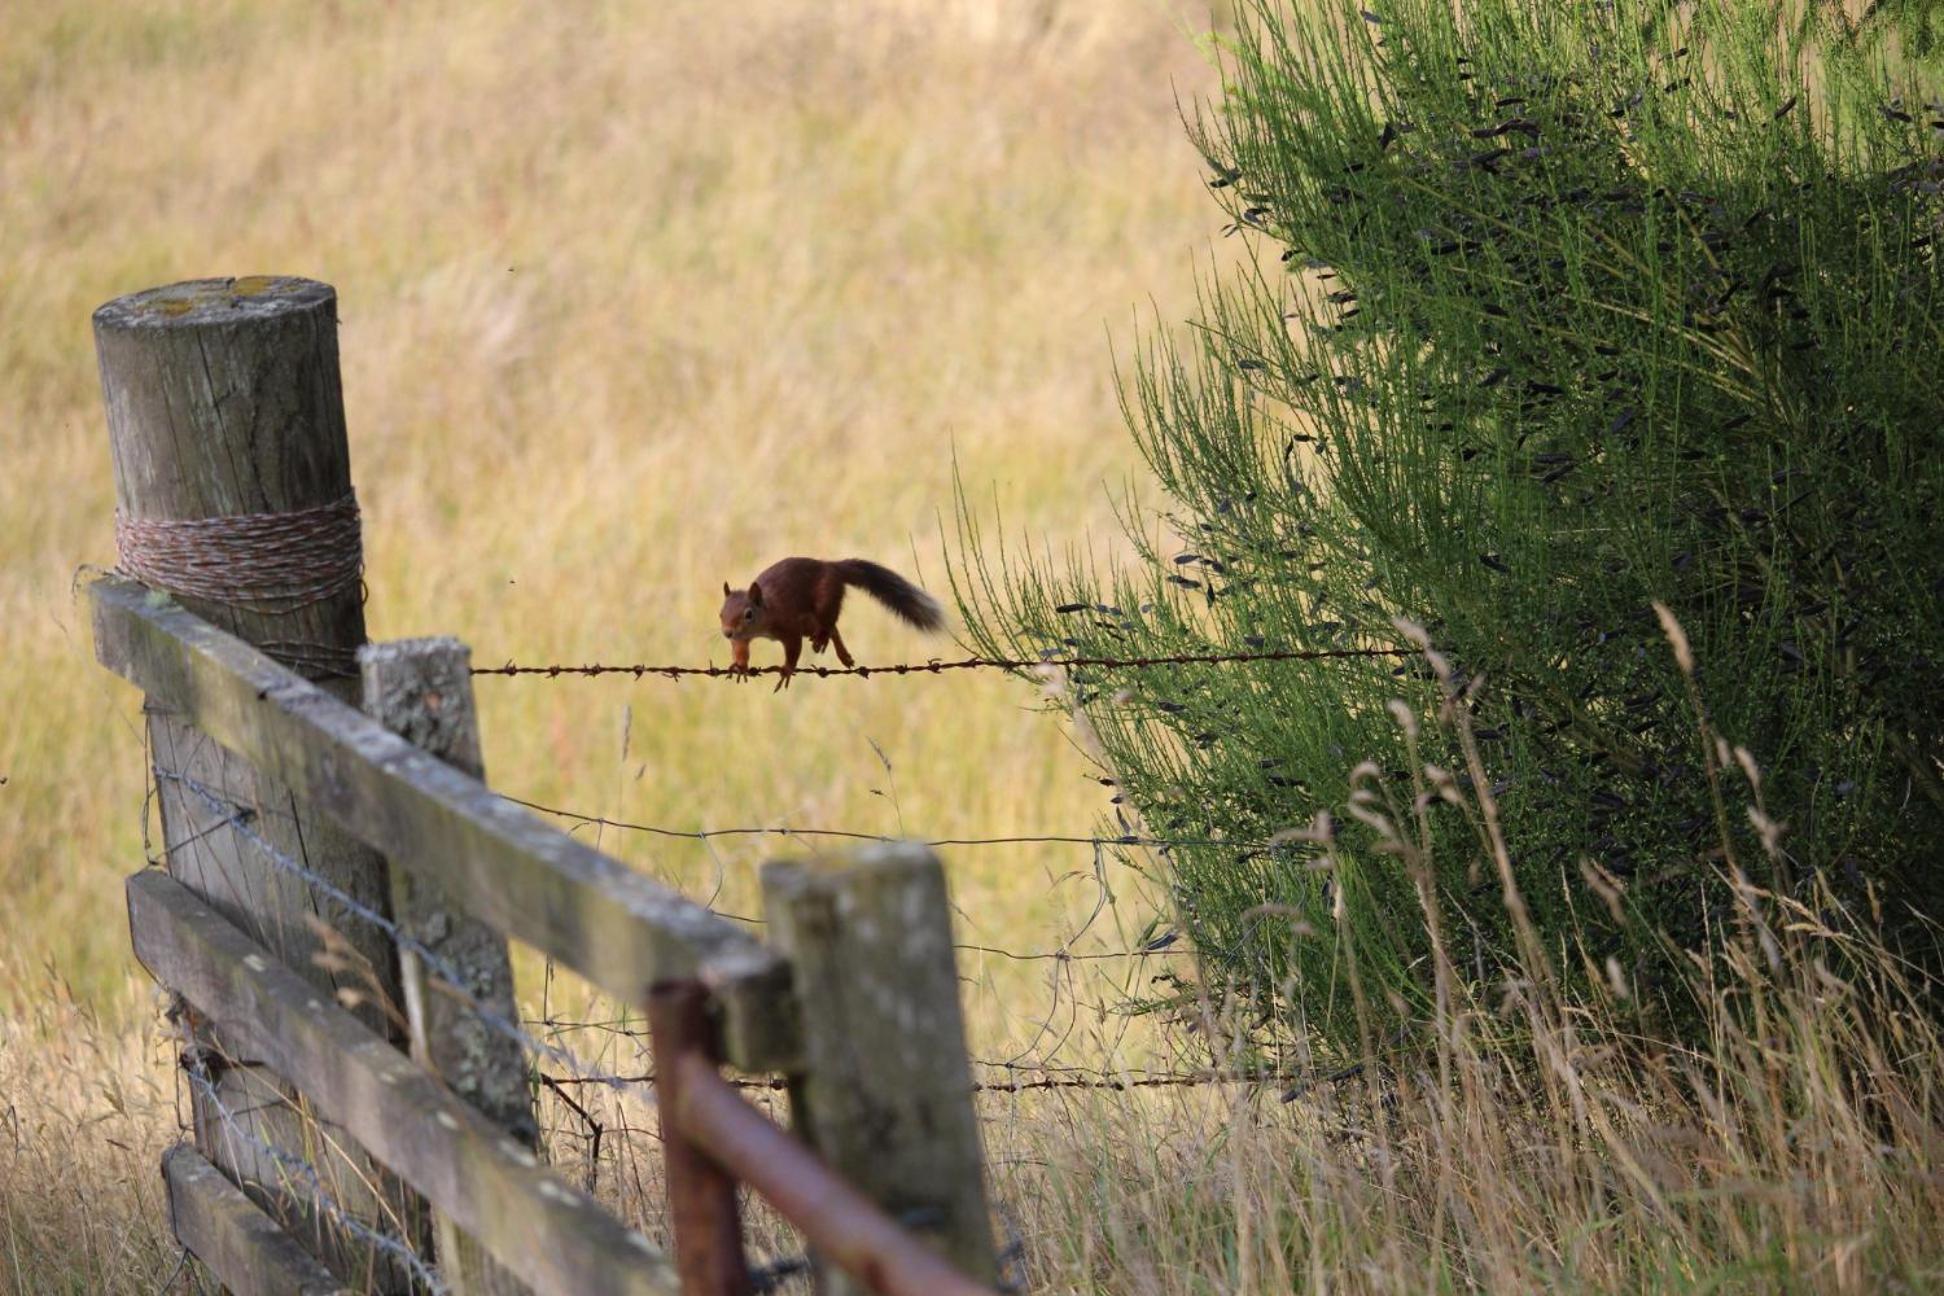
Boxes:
[720,557,944,690]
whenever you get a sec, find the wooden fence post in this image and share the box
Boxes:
[361,637,539,1296]
[761,846,999,1292]
[95,277,420,1285]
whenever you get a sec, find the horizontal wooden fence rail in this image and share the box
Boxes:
[89,573,796,1074]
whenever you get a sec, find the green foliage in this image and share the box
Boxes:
[951,0,1943,1052]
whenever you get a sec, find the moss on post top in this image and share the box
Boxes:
[93,276,332,329]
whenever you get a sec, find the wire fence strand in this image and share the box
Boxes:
[471,646,1409,681]
[155,772,1342,1110]
[159,770,647,1094]
[504,790,1313,856]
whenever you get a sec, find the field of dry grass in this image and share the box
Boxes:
[4,2,1941,1293]
[3,0,1214,1288]
[0,0,1215,1009]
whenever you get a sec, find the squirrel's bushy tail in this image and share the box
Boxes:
[834,559,945,632]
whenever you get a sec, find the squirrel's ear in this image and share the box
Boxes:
[722,581,733,598]
[748,581,764,607]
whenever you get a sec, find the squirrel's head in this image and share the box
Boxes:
[719,579,767,639]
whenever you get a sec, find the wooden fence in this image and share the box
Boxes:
[87,276,1002,1296]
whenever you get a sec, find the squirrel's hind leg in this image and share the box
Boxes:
[827,625,855,668]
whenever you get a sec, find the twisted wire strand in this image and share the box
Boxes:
[114,493,363,614]
[525,1062,1314,1094]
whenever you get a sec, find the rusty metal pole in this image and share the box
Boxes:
[648,982,752,1296]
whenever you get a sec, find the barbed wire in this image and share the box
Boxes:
[506,792,1213,968]
[955,941,1184,962]
[968,1065,1318,1094]
[182,1059,448,1295]
[178,734,1301,862]
[471,645,1409,681]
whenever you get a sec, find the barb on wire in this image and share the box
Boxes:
[159,771,642,1094]
[471,646,1409,680]
[144,805,257,866]
[183,1062,448,1295]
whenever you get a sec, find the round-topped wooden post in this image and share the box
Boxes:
[96,277,423,1289]
[96,277,368,678]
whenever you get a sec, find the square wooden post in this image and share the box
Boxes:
[761,846,999,1292]
[362,637,540,1296]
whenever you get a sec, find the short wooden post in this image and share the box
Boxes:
[648,982,751,1296]
[95,277,418,1285]
[361,637,539,1296]
[761,846,999,1292]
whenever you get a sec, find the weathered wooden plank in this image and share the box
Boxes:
[762,847,999,1292]
[96,277,419,1286]
[92,573,796,1072]
[362,637,536,1296]
[163,1143,354,1296]
[129,869,682,1296]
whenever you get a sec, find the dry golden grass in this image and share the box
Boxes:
[3,0,1210,1288]
[1,981,182,1292]
[5,3,1941,1293]
[0,0,1217,1012]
